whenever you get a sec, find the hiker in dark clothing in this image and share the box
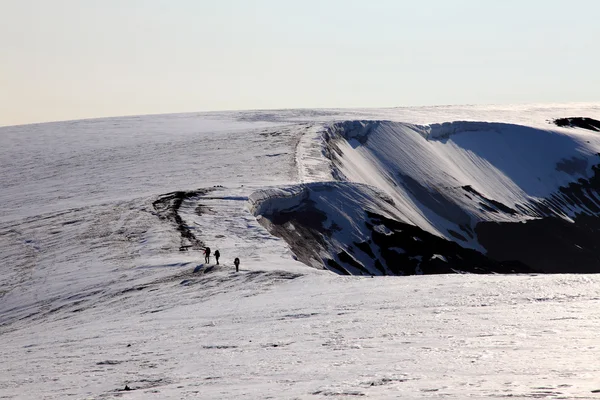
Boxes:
[204,247,211,264]
[234,257,240,272]
[214,250,220,265]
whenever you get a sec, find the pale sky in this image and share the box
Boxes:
[1,0,598,126]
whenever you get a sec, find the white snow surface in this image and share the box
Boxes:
[2,103,600,399]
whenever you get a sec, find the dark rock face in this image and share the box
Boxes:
[476,163,600,273]
[255,184,533,276]
[263,198,334,269]
[553,117,600,132]
[359,211,533,275]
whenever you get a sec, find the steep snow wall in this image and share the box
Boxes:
[253,119,600,274]
[326,120,600,244]
[249,182,533,275]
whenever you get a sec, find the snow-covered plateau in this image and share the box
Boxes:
[2,104,600,399]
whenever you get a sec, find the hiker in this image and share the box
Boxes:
[234,257,240,272]
[214,249,220,265]
[204,247,211,264]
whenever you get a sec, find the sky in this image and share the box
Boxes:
[1,0,599,126]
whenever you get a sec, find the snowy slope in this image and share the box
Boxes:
[321,120,600,248]
[2,103,600,399]
[328,120,600,224]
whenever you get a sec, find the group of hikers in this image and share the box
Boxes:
[203,246,240,272]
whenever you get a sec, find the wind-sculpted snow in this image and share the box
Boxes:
[254,118,600,274]
[327,120,600,221]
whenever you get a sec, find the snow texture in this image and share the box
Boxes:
[3,103,600,399]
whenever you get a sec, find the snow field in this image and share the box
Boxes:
[2,103,600,398]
